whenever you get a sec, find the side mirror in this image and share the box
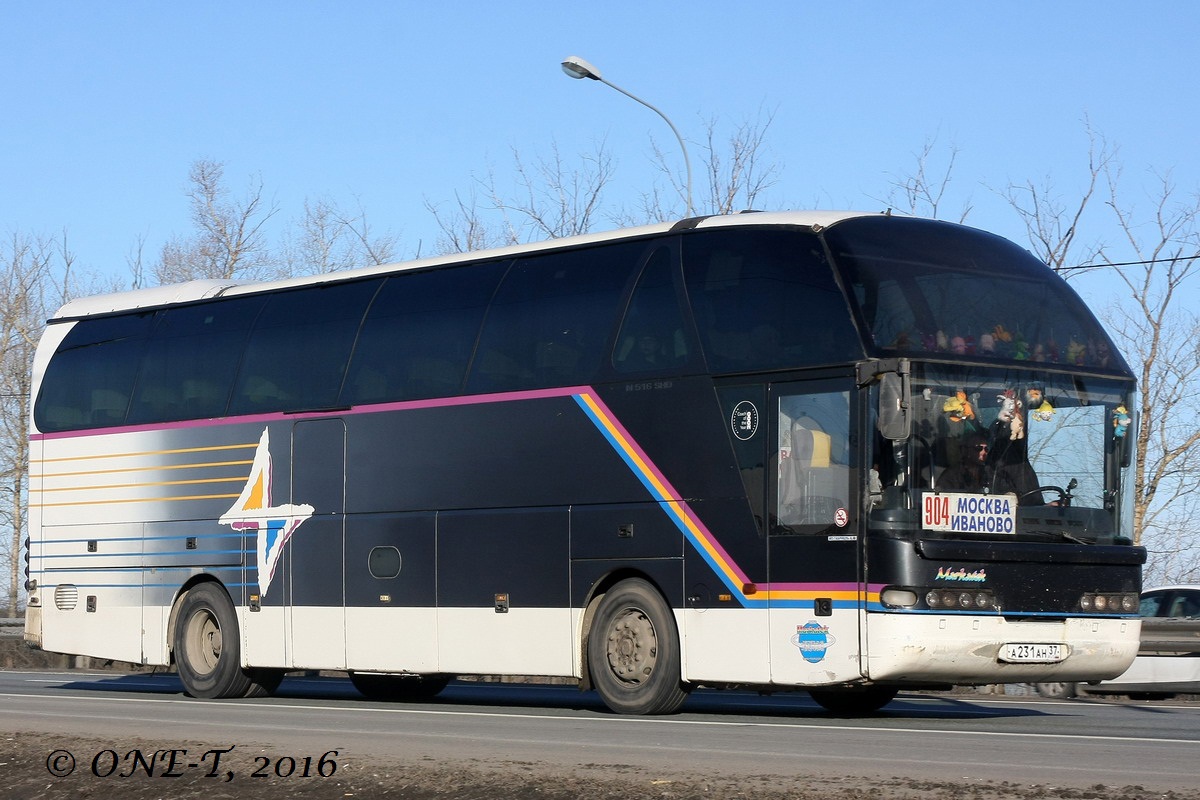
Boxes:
[878,372,910,441]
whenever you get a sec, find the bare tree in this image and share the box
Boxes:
[1141,483,1200,583]
[428,113,783,255]
[425,140,618,255]
[332,201,399,267]
[153,159,280,284]
[127,233,149,290]
[636,111,782,222]
[425,188,508,256]
[1099,168,1200,582]
[153,161,402,283]
[878,135,973,222]
[990,129,1200,582]
[0,231,71,616]
[502,141,616,240]
[998,120,1113,273]
[282,198,400,274]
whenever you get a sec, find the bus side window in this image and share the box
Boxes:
[230,280,381,415]
[34,312,154,432]
[683,229,861,373]
[614,245,688,373]
[342,261,506,405]
[466,241,643,393]
[127,295,265,424]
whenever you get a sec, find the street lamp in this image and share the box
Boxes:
[560,55,694,217]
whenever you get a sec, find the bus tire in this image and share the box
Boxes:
[1034,681,1077,700]
[173,582,270,699]
[808,685,898,714]
[587,578,689,715]
[349,672,451,701]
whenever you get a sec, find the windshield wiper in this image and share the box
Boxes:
[1019,528,1093,546]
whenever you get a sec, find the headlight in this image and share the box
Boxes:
[881,587,919,608]
[1080,592,1139,614]
[925,588,995,611]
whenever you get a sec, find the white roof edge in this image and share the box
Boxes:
[691,209,882,230]
[51,209,886,319]
[51,279,245,319]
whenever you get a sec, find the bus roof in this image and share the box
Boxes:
[51,210,879,320]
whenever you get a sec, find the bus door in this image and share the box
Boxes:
[767,380,864,685]
[286,418,347,669]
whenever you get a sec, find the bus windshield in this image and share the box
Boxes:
[871,364,1136,544]
[824,216,1129,374]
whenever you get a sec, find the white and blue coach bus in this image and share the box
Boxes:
[24,211,1144,714]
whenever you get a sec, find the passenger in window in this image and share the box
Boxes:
[619,331,679,371]
[868,463,883,508]
[629,334,665,369]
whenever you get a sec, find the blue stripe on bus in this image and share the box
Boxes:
[572,392,819,611]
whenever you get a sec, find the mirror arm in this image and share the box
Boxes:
[856,357,909,387]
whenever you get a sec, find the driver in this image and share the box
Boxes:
[938,432,1045,504]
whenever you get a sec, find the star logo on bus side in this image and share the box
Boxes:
[219,428,314,597]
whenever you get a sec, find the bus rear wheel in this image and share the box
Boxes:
[173,582,280,699]
[808,685,898,714]
[587,578,689,715]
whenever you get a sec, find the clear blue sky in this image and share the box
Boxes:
[3,2,1198,307]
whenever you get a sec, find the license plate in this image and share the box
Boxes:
[1000,643,1068,663]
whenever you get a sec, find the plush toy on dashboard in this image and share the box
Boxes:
[985,325,1012,358]
[997,389,1025,440]
[1012,333,1030,361]
[943,390,975,423]
[1025,386,1055,422]
[1113,405,1131,438]
[1066,338,1087,365]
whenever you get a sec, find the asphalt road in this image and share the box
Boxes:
[2,669,1198,797]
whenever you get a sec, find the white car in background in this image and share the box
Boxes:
[1036,585,1200,700]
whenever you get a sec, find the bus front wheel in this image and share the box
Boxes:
[587,578,689,715]
[173,582,279,699]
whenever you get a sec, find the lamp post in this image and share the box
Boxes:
[560,55,694,217]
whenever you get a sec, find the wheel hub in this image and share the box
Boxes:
[185,610,222,673]
[606,608,658,684]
